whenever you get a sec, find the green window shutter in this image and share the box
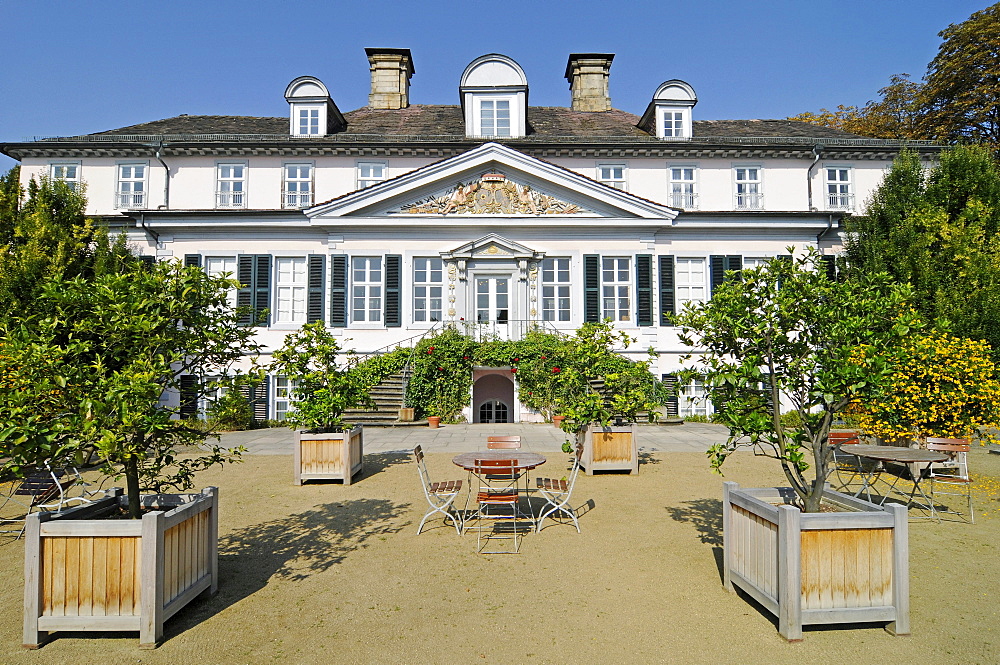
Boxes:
[179,375,198,420]
[659,255,675,326]
[237,255,254,325]
[138,255,155,269]
[330,255,348,327]
[238,379,270,422]
[184,254,202,268]
[584,254,600,323]
[384,254,402,328]
[661,373,679,417]
[254,255,272,327]
[710,255,742,296]
[636,254,653,326]
[820,254,837,281]
[307,255,325,324]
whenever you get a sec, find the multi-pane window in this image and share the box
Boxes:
[357,162,387,189]
[205,256,238,310]
[675,257,707,308]
[274,377,299,421]
[275,257,307,323]
[216,163,246,208]
[541,257,571,322]
[298,108,320,135]
[734,166,763,210]
[669,166,697,208]
[283,164,313,208]
[413,257,443,323]
[826,167,853,210]
[601,257,631,322]
[116,163,146,209]
[662,111,685,138]
[680,377,708,417]
[597,164,626,190]
[480,100,511,137]
[50,163,80,191]
[741,257,771,270]
[352,256,382,323]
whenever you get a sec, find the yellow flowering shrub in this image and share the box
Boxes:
[850,332,1000,444]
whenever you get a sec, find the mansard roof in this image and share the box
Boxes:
[86,106,863,140]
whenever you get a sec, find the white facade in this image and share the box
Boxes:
[2,50,939,422]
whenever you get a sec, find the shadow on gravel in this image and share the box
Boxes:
[665,498,724,579]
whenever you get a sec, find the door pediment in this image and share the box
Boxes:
[442,233,543,282]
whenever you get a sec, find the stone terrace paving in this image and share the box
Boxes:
[219,421,729,455]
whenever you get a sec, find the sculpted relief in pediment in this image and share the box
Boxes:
[397,172,592,215]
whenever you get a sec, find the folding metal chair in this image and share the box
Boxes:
[925,438,974,523]
[486,436,521,450]
[470,458,522,554]
[828,431,873,493]
[535,454,582,533]
[413,446,464,535]
[0,464,89,539]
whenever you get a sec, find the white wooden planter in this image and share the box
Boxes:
[293,425,364,485]
[722,481,909,641]
[23,486,219,649]
[577,423,638,475]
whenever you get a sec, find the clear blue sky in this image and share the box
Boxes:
[0,0,990,172]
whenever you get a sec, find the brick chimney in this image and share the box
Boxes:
[366,48,414,109]
[565,53,614,112]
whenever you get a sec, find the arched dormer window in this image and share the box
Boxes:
[459,54,528,139]
[638,80,697,140]
[284,76,346,137]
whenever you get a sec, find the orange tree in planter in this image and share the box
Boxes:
[850,331,1000,444]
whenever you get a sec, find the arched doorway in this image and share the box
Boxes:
[472,372,516,423]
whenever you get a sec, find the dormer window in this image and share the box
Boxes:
[284,76,346,137]
[639,80,697,140]
[459,54,528,139]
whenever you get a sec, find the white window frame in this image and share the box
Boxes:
[601,257,632,323]
[668,165,698,209]
[275,256,308,324]
[282,163,313,208]
[541,257,572,323]
[204,256,238,311]
[50,162,81,191]
[351,256,383,324]
[115,162,147,209]
[675,257,708,309]
[734,165,763,210]
[596,163,627,191]
[656,107,690,139]
[825,165,854,211]
[297,107,321,136]
[216,162,247,209]
[412,257,443,324]
[741,256,772,270]
[274,376,299,421]
[679,376,708,417]
[477,98,513,137]
[357,161,387,190]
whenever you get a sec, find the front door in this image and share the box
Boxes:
[475,276,510,326]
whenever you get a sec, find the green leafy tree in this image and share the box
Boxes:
[270,322,369,432]
[790,74,926,140]
[920,3,1000,146]
[673,250,917,513]
[844,146,1000,358]
[0,260,260,518]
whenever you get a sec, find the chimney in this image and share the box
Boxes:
[565,53,614,112]
[366,48,415,109]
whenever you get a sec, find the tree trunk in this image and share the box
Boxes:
[124,454,142,519]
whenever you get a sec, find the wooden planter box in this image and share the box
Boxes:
[23,486,219,649]
[294,425,364,485]
[577,423,638,475]
[722,481,909,641]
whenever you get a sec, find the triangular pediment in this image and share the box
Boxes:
[305,143,678,222]
[442,234,543,260]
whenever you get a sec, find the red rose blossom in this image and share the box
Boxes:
[438,367,444,371]
[511,368,518,373]
[540,355,547,360]
[552,367,561,373]
[513,357,520,362]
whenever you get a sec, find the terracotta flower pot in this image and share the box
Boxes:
[552,415,566,429]
[427,416,441,429]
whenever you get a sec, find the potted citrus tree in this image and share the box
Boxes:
[271,323,367,485]
[674,249,919,641]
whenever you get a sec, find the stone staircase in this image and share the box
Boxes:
[343,371,424,427]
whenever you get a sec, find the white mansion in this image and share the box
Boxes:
[1,50,938,422]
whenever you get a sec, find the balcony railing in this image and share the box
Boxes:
[669,192,698,209]
[734,192,764,210]
[282,191,313,208]
[216,191,246,208]
[115,191,146,209]
[447,319,563,342]
[827,193,855,210]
